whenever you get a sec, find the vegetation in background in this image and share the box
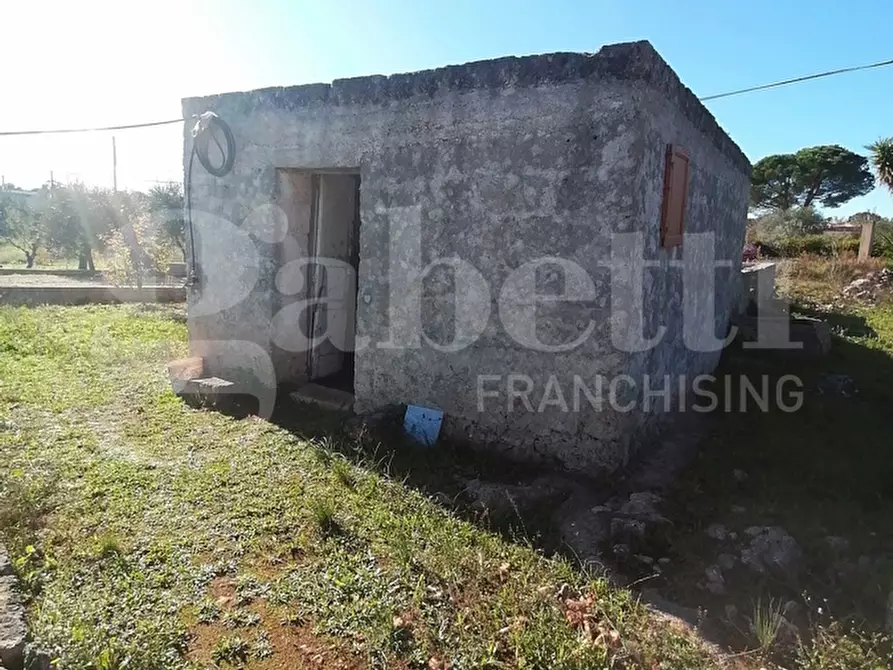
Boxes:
[750,145,875,211]
[0,194,43,267]
[0,182,185,274]
[751,235,860,259]
[748,206,827,240]
[148,184,186,257]
[868,137,893,194]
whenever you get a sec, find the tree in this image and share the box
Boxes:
[105,210,176,290]
[40,184,120,270]
[868,137,893,194]
[148,183,185,256]
[0,194,43,267]
[750,145,875,211]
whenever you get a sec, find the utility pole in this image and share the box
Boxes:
[49,170,54,189]
[112,135,118,192]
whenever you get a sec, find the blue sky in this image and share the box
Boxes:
[1,0,891,216]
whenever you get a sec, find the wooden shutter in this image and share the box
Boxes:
[660,144,690,249]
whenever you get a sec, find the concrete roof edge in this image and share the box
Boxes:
[181,40,750,175]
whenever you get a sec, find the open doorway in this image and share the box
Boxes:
[305,172,361,394]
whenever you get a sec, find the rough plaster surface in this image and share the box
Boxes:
[182,40,750,474]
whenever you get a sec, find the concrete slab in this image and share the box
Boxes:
[291,384,354,412]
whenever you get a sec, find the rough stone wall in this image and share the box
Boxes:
[183,40,750,474]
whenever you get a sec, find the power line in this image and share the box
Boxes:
[0,118,184,137]
[700,56,893,101]
[0,55,891,136]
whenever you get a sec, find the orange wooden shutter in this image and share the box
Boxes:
[660,144,690,249]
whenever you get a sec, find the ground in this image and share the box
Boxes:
[0,255,892,669]
[654,256,893,667]
[0,305,714,669]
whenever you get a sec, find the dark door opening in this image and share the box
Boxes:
[306,173,361,394]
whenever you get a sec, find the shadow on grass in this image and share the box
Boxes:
[268,388,572,552]
[210,301,893,656]
[659,303,893,655]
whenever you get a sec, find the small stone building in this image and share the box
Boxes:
[183,40,750,474]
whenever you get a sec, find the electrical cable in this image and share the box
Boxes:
[0,54,888,139]
[0,118,184,136]
[700,57,893,101]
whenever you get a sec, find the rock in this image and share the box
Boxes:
[731,505,746,514]
[612,543,631,560]
[556,494,612,560]
[724,604,738,621]
[717,553,737,570]
[706,580,726,595]
[704,564,726,595]
[619,492,663,519]
[611,517,647,544]
[705,564,724,584]
[824,536,850,552]
[740,526,803,577]
[464,475,570,521]
[0,575,25,670]
[641,589,701,628]
[706,523,727,541]
[0,547,10,578]
[783,600,801,617]
[658,557,671,566]
[790,318,832,357]
[817,374,858,398]
[634,555,654,565]
[733,469,747,482]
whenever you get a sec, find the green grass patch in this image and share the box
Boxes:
[0,305,719,669]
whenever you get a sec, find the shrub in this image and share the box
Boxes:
[872,222,893,259]
[751,207,827,240]
[756,235,859,258]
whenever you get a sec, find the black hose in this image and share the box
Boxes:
[185,147,197,286]
[194,114,235,178]
[184,112,236,286]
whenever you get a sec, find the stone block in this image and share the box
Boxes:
[0,575,25,670]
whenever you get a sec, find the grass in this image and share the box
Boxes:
[749,597,784,654]
[0,304,720,669]
[3,267,893,668]
[774,253,888,304]
[658,255,893,668]
[0,243,89,270]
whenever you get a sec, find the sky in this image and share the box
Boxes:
[1,0,892,217]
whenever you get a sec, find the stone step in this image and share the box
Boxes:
[291,383,354,412]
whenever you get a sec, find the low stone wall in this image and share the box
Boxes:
[0,286,186,306]
[0,268,102,278]
[0,269,175,283]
